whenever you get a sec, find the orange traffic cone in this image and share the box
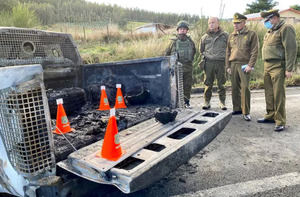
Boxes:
[114,84,127,109]
[97,86,110,111]
[96,108,124,161]
[53,98,74,135]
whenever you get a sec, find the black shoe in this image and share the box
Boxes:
[257,118,275,124]
[219,102,227,110]
[202,101,211,110]
[274,125,285,132]
[232,111,242,115]
[243,114,251,121]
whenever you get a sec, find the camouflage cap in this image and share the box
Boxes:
[260,9,279,21]
[232,13,247,23]
[177,21,189,30]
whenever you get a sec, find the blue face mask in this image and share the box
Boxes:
[264,21,273,29]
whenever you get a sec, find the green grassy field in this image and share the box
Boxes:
[49,21,300,86]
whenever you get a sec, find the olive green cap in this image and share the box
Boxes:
[260,9,279,21]
[232,13,247,23]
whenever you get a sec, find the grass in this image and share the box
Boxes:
[0,3,39,28]
[79,36,170,64]
[0,12,12,26]
[44,21,300,85]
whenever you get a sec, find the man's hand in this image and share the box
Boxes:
[285,71,293,79]
[244,65,253,73]
[227,68,231,74]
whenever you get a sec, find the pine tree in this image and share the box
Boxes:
[244,0,278,14]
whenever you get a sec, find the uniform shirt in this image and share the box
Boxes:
[200,28,228,61]
[226,26,259,68]
[262,20,297,72]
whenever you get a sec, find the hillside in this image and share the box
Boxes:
[0,0,199,26]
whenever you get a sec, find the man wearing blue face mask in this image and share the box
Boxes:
[258,9,297,132]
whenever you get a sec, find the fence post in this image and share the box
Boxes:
[106,24,110,43]
[83,26,86,42]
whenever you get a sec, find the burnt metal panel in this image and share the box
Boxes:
[58,109,231,193]
[0,27,82,89]
[0,27,81,67]
[81,57,175,106]
[66,110,197,173]
[0,65,56,178]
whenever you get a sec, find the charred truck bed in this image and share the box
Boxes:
[50,56,177,162]
[0,28,231,196]
[53,105,160,162]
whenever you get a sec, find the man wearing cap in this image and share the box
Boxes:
[200,17,228,110]
[226,13,259,121]
[258,9,297,132]
[165,21,196,107]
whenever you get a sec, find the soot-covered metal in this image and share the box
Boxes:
[52,100,160,162]
[0,27,180,167]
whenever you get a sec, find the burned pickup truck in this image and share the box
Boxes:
[0,27,231,197]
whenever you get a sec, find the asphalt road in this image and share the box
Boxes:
[101,87,300,197]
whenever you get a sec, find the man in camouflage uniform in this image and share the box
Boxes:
[226,13,259,121]
[257,9,297,132]
[200,17,228,110]
[165,21,196,107]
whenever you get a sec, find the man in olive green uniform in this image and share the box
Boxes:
[257,10,297,132]
[200,17,228,110]
[165,21,196,107]
[226,13,259,121]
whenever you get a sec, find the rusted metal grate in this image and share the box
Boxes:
[0,84,55,176]
[0,28,80,66]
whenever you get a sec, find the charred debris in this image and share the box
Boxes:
[47,86,176,162]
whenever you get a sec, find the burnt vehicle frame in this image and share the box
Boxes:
[0,27,231,196]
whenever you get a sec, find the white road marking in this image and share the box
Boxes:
[172,172,300,197]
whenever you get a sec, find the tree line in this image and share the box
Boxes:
[0,0,299,28]
[0,0,200,27]
[244,0,300,14]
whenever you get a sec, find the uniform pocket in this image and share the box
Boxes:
[178,50,185,60]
